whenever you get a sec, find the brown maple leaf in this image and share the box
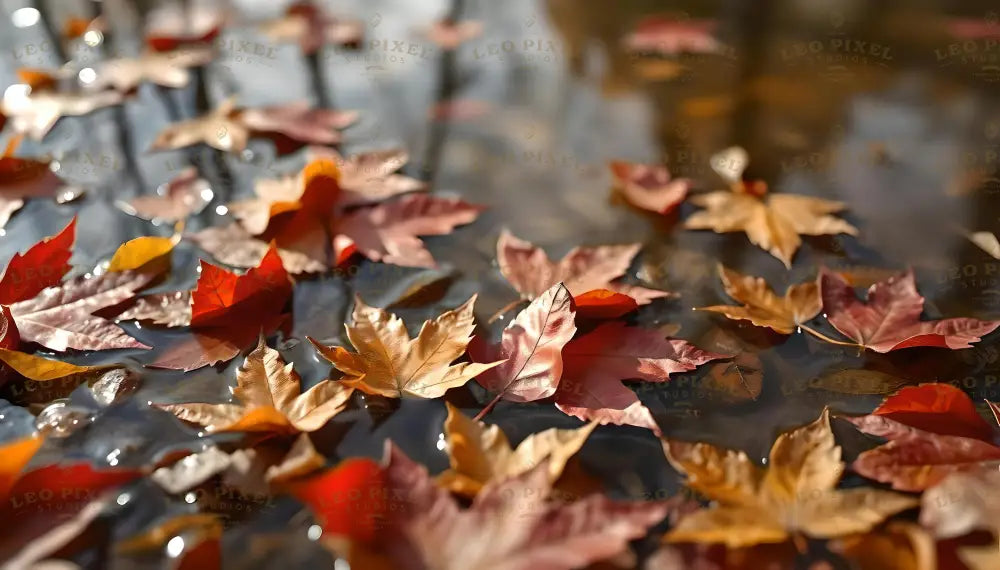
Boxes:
[698,265,821,334]
[119,167,212,223]
[609,160,690,214]
[292,442,671,570]
[158,337,352,434]
[1,70,123,140]
[436,402,595,497]
[663,409,918,547]
[259,2,363,54]
[89,46,213,92]
[496,230,674,309]
[148,97,357,155]
[468,282,577,415]
[309,295,502,399]
[554,322,725,433]
[684,147,857,268]
[845,384,1000,491]
[820,269,1000,352]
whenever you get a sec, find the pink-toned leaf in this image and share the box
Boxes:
[554,322,725,433]
[470,282,576,402]
[122,167,211,222]
[9,271,152,351]
[118,291,191,327]
[820,269,1000,352]
[609,160,689,214]
[188,223,328,274]
[239,102,357,149]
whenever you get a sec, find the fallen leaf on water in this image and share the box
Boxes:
[624,16,720,55]
[8,269,152,352]
[609,160,689,214]
[573,288,640,319]
[0,136,72,228]
[2,69,124,140]
[188,223,327,274]
[303,146,425,205]
[920,464,1000,543]
[685,147,857,268]
[468,283,576,408]
[118,290,191,327]
[820,269,1000,352]
[698,265,821,334]
[436,402,595,496]
[554,322,725,433]
[157,336,352,434]
[663,409,917,547]
[106,235,178,275]
[808,368,908,396]
[131,245,293,371]
[309,295,502,399]
[2,497,109,569]
[0,435,44,499]
[292,442,670,570]
[116,513,222,570]
[832,522,937,570]
[699,351,763,404]
[259,2,363,54]
[496,230,674,316]
[845,384,1000,491]
[149,97,357,155]
[0,348,111,382]
[121,167,212,223]
[144,3,224,51]
[89,46,214,92]
[0,217,75,305]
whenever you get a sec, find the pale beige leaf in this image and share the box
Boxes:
[662,439,760,506]
[762,408,843,503]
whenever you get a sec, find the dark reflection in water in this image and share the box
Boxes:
[1,0,1000,567]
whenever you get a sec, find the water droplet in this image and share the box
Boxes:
[91,368,141,406]
[35,401,93,438]
[184,492,197,504]
[200,188,215,202]
[116,492,130,506]
[333,559,350,570]
[761,457,768,465]
[435,432,447,451]
[215,205,229,215]
[11,7,40,28]
[83,30,103,47]
[166,536,185,558]
[106,449,122,466]
[307,524,322,540]
[78,67,97,85]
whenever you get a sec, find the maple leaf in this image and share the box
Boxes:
[832,522,937,570]
[684,148,857,268]
[698,265,821,334]
[120,167,212,223]
[436,402,595,497]
[662,409,918,547]
[845,384,1000,491]
[148,97,356,155]
[125,245,293,371]
[921,464,1000,543]
[158,337,352,434]
[309,295,502,399]
[820,269,1000,352]
[188,223,328,274]
[496,230,674,310]
[468,282,576,412]
[624,16,720,55]
[291,442,670,570]
[1,69,123,139]
[89,46,213,92]
[609,160,689,214]
[0,137,74,228]
[553,322,725,433]
[0,217,75,305]
[302,146,425,205]
[259,2,364,54]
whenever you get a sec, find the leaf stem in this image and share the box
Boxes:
[487,299,525,324]
[798,324,859,348]
[473,393,502,421]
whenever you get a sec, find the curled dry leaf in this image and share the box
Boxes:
[436,402,595,496]
[136,245,293,371]
[157,337,352,434]
[309,295,502,399]
[820,269,1000,352]
[259,2,364,54]
[469,282,577,406]
[624,16,720,55]
[609,160,689,215]
[846,384,1000,491]
[662,409,918,547]
[89,46,214,92]
[699,265,821,334]
[1,70,124,139]
[554,322,725,433]
[291,442,670,570]
[497,230,674,310]
[120,167,212,223]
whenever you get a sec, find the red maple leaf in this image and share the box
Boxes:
[847,384,1000,491]
[820,269,1000,352]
